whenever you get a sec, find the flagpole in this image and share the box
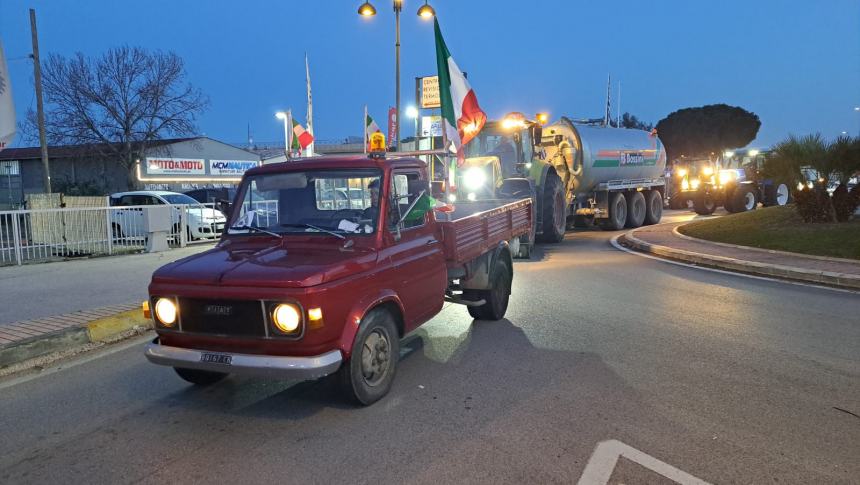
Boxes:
[305,53,314,157]
[286,109,293,161]
[363,105,368,155]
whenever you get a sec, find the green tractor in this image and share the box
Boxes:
[460,112,567,244]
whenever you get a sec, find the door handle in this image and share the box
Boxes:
[426,239,438,246]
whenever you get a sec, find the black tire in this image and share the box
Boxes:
[731,185,757,213]
[537,173,566,243]
[467,258,511,321]
[668,195,687,210]
[692,190,717,215]
[644,190,663,225]
[625,191,647,228]
[338,308,399,406]
[173,367,228,386]
[516,236,531,259]
[186,227,197,242]
[765,182,792,206]
[599,192,627,230]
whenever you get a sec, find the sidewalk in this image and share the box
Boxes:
[620,222,860,290]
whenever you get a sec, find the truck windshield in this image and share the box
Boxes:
[228,169,382,237]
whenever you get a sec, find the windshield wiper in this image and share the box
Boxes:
[228,224,284,239]
[280,223,345,240]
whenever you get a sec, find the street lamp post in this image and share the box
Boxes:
[275,111,291,159]
[358,1,435,152]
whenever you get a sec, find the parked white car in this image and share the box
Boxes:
[109,191,226,241]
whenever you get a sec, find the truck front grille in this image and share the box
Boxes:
[177,298,266,337]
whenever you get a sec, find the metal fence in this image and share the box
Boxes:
[0,203,224,266]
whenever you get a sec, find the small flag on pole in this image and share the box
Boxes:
[292,119,314,151]
[366,112,382,142]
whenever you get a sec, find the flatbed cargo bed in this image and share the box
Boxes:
[437,198,532,266]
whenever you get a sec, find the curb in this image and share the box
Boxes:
[0,309,152,368]
[619,230,860,291]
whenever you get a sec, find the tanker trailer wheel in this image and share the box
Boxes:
[173,368,228,386]
[692,190,717,215]
[599,192,627,231]
[643,190,663,225]
[731,185,758,213]
[537,174,566,243]
[625,191,647,228]
[467,258,511,321]
[338,308,399,406]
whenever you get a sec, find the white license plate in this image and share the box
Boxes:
[200,352,232,365]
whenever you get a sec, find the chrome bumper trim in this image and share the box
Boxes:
[144,342,342,379]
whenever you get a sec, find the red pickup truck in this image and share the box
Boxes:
[144,155,532,405]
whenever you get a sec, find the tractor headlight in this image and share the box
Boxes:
[272,303,301,334]
[719,170,735,186]
[690,179,701,190]
[463,167,488,191]
[676,168,687,178]
[681,179,690,191]
[702,166,714,176]
[154,298,177,327]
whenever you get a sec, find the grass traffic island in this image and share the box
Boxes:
[678,205,860,260]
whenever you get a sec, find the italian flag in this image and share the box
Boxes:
[292,118,314,150]
[365,114,382,141]
[434,18,486,166]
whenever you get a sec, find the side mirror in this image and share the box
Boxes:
[215,198,232,216]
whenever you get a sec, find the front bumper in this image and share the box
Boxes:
[144,340,342,379]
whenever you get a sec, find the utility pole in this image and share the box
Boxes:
[30,8,51,193]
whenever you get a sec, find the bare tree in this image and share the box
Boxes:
[24,46,208,188]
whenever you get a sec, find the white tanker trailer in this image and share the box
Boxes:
[541,117,667,230]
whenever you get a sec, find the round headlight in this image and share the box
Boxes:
[154,298,177,326]
[272,304,301,333]
[463,167,487,191]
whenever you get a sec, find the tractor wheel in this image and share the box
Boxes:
[537,174,566,243]
[731,185,758,212]
[692,190,717,215]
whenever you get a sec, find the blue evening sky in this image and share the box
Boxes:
[2,0,858,149]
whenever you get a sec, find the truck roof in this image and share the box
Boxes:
[246,155,426,177]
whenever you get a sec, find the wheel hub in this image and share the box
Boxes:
[745,192,755,210]
[776,184,789,205]
[360,330,390,387]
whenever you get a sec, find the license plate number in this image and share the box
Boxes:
[200,352,232,365]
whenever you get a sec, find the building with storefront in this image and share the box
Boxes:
[0,137,260,209]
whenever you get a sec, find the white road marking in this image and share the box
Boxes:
[610,235,860,295]
[578,439,711,485]
[0,334,152,390]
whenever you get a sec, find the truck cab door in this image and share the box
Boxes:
[382,170,446,329]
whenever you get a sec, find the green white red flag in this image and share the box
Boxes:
[434,18,486,165]
[291,118,314,151]
[365,113,382,141]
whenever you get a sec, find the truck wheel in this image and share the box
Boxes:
[173,367,228,386]
[467,259,511,321]
[599,192,627,231]
[537,174,566,243]
[731,185,757,212]
[692,191,717,215]
[644,190,663,225]
[625,191,647,228]
[338,309,399,406]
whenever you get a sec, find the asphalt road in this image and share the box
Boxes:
[1,211,858,484]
